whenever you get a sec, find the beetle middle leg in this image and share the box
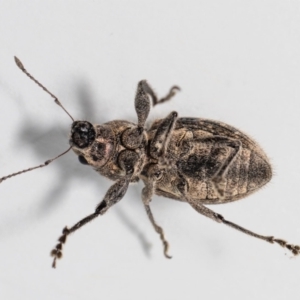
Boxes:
[187,199,300,256]
[50,178,130,268]
[142,164,171,258]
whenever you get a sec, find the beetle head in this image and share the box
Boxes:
[71,121,96,149]
[70,121,114,169]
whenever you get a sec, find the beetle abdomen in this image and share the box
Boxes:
[176,144,272,204]
[151,118,272,204]
[221,148,272,203]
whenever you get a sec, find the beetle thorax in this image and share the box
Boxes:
[70,120,148,181]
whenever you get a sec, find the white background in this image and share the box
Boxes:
[0,1,300,299]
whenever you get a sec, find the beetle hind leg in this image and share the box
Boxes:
[187,199,300,256]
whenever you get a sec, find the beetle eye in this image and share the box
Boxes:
[78,155,89,165]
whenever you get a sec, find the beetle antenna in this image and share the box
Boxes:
[14,56,74,122]
[0,146,72,184]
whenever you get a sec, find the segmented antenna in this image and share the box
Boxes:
[14,56,74,122]
[0,57,75,184]
[0,147,72,184]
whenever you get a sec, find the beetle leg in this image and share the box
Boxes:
[50,178,130,268]
[142,164,171,258]
[121,81,151,149]
[118,149,139,176]
[187,199,300,256]
[134,81,151,128]
[144,203,172,259]
[139,80,180,107]
[150,111,178,160]
[135,80,180,127]
[122,81,180,150]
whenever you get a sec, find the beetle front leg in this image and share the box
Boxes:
[50,178,130,268]
[142,165,171,258]
[122,81,180,150]
[135,79,179,128]
[139,80,180,107]
[121,81,151,149]
[187,199,300,256]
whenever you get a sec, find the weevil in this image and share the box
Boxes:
[1,57,299,268]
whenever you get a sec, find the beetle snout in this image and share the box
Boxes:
[70,121,96,149]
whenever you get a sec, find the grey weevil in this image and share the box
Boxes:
[1,57,299,268]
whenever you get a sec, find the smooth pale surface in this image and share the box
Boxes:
[0,1,299,300]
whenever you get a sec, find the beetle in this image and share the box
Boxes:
[1,57,299,268]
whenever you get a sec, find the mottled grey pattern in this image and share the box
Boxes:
[2,58,299,268]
